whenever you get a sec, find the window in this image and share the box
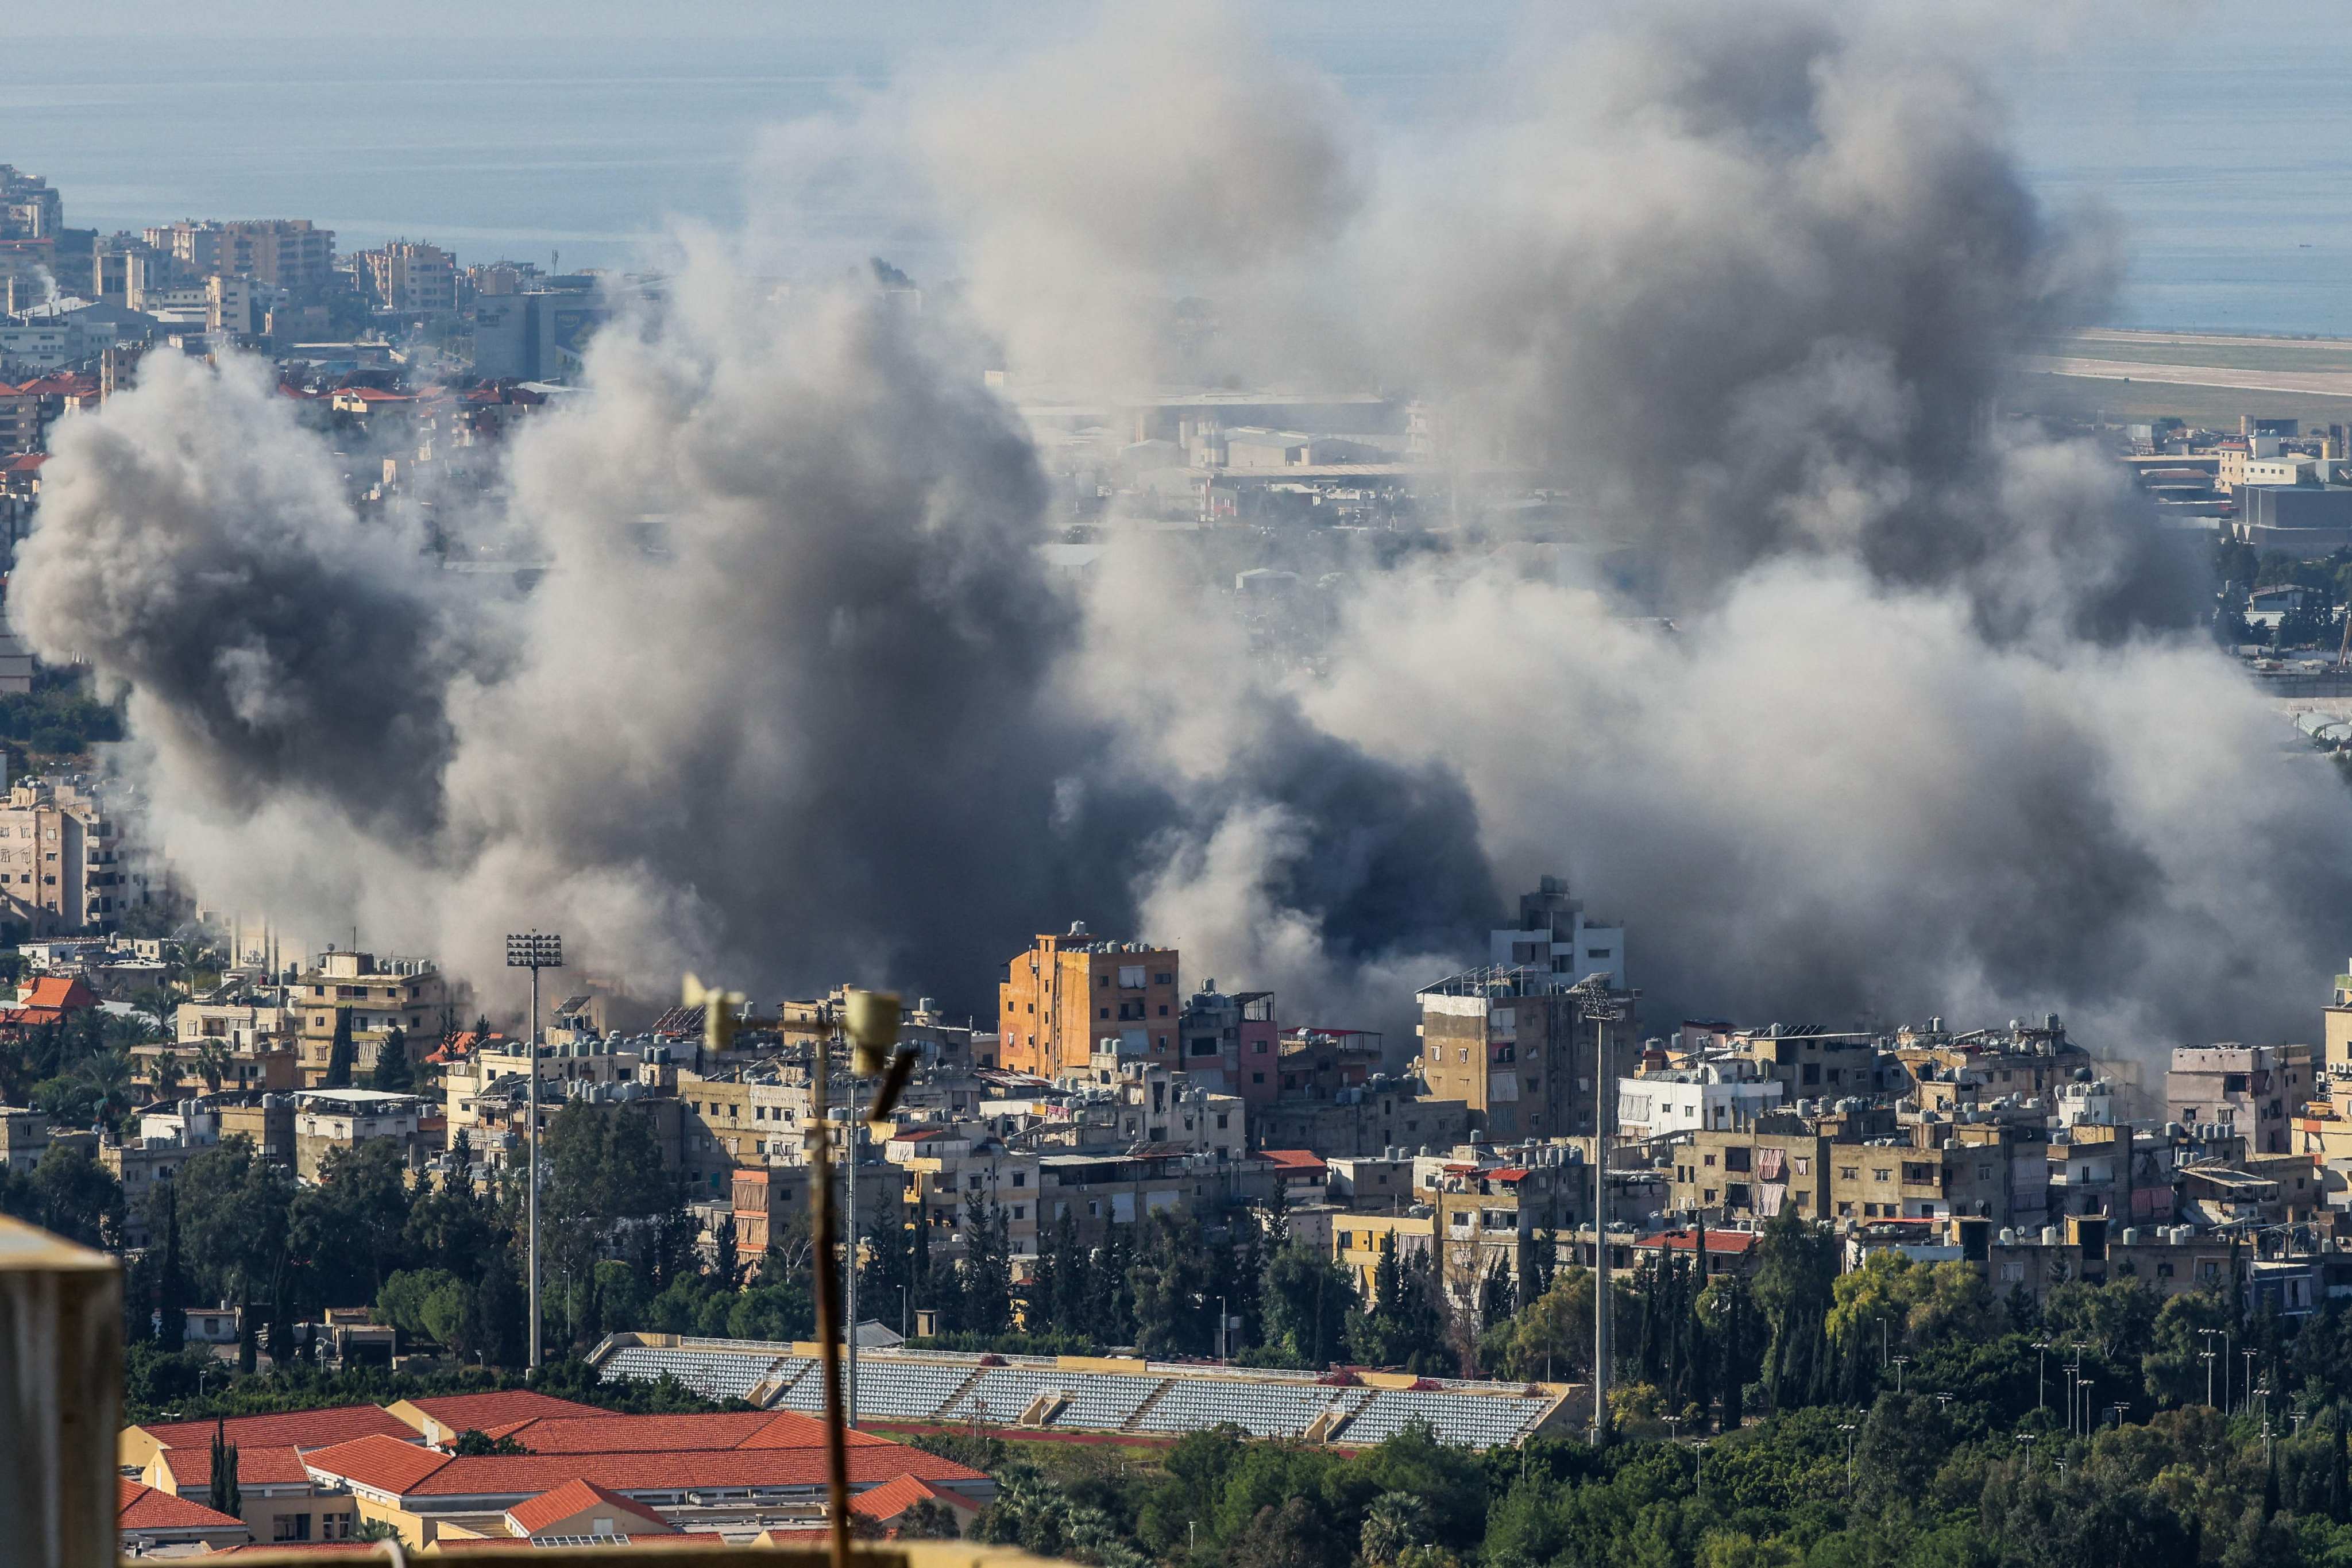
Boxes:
[1725,1147,1752,1172]
[1703,1153,1716,1167]
[1154,972,1173,985]
[1458,1048,1470,1063]
[1837,1201,1854,1216]
[1794,1157,1812,1176]
[1726,1183,1751,1207]
[1872,1169,1891,1183]
[1158,1005,1169,1016]
[1099,1007,1110,1020]
[1216,1113,1229,1129]
[275,1516,312,1542]
[1013,1206,1026,1220]
[1012,1172,1026,1187]
[1252,1072,1265,1084]
[1977,1164,1994,1180]
[1839,1166,1859,1181]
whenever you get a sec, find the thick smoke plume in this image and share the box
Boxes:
[17,1,2352,1052]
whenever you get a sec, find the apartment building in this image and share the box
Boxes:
[884,1123,1041,1258]
[0,165,62,239]
[143,219,335,290]
[1489,875,1625,988]
[1252,1079,1469,1158]
[1037,1148,1254,1249]
[2167,1042,2312,1156]
[1723,1024,1890,1101]
[354,240,457,311]
[293,951,448,1086]
[0,1105,48,1169]
[1416,965,1635,1142]
[997,923,1180,1077]
[292,1088,438,1179]
[1616,1057,1785,1138]
[1175,981,1279,1103]
[0,777,144,936]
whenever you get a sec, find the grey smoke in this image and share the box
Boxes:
[14,1,2352,1053]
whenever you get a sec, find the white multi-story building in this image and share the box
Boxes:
[1615,1060,1785,1139]
[1488,876,1625,988]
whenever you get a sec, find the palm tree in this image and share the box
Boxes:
[152,1048,183,1100]
[75,1049,134,1127]
[196,1041,230,1094]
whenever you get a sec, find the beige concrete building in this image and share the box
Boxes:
[885,1123,1041,1259]
[1416,966,1635,1142]
[0,777,137,936]
[144,218,335,289]
[355,240,457,311]
[295,951,449,1086]
[2167,1043,2312,1157]
[292,1088,438,1179]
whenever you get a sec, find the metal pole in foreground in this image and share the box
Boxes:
[809,1019,852,1568]
[1577,975,1629,1447]
[505,930,561,1371]
[844,1018,859,1429]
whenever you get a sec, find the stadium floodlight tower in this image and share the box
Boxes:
[506,929,563,1369]
[1570,970,1632,1447]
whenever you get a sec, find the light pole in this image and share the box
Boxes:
[2242,1349,2258,1415]
[1891,1354,1911,1393]
[1573,974,1631,1448]
[2199,1327,2226,1410]
[1839,1422,1858,1494]
[2110,1401,2130,1430]
[1218,1295,1229,1363]
[505,929,562,1370]
[2034,1340,2052,1413]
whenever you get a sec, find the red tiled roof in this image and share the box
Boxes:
[1260,1149,1328,1172]
[736,1411,895,1449]
[434,1538,725,1555]
[407,1391,605,1436]
[413,1448,978,1500]
[300,1432,454,1494]
[1488,1168,1531,1182]
[119,1480,246,1536]
[2,453,47,472]
[1635,1229,1759,1255]
[22,975,99,1011]
[482,1411,891,1455]
[508,1477,675,1536]
[215,1544,384,1554]
[850,1473,976,1523]
[138,1404,417,1453]
[159,1442,312,1488]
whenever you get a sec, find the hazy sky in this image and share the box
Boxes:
[30,1,1526,40]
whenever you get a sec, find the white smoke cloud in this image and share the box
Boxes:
[12,0,2350,1057]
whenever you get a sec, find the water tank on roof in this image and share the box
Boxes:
[2041,1226,2060,1245]
[2122,1227,2140,1245]
[1999,1228,2017,1245]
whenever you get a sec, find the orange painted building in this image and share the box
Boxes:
[996,923,1179,1079]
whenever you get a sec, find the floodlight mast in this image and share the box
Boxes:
[505,930,562,1369]
[1571,971,1633,1447]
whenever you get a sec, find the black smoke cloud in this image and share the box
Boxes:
[14,1,2352,1051]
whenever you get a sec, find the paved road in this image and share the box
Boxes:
[2021,355,2352,397]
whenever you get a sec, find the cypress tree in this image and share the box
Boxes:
[2331,1408,2346,1524]
[323,1009,356,1088]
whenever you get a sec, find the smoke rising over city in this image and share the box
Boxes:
[17,1,2352,1051]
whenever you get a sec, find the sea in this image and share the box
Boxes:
[5,26,2352,337]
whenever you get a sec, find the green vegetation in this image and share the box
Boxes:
[0,667,125,762]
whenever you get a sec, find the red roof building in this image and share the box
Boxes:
[0,974,102,1028]
[125,1402,418,1463]
[391,1390,605,1448]
[849,1473,980,1535]
[119,1480,250,1551]
[504,1478,675,1538]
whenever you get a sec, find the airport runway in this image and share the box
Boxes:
[2020,355,2352,397]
